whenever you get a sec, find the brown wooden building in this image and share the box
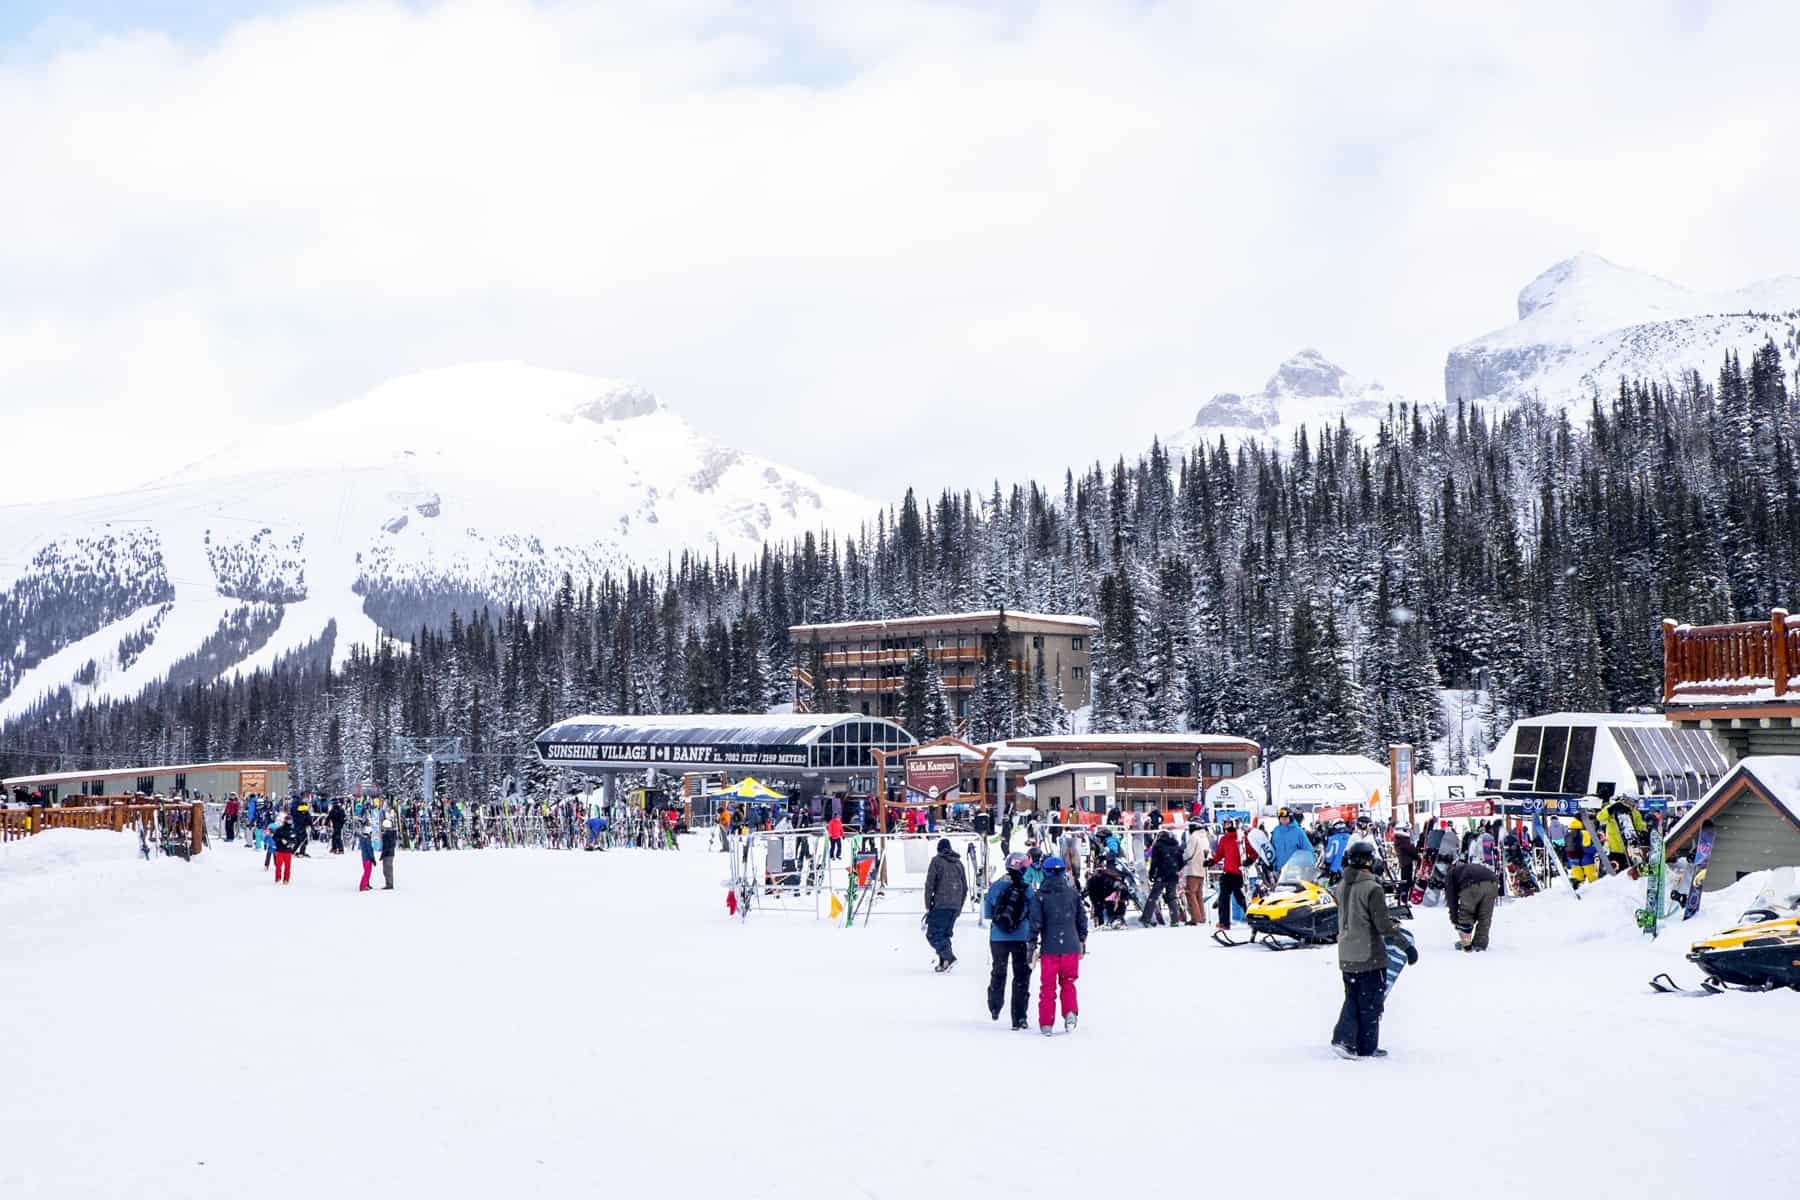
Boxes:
[1662,608,1800,760]
[789,610,1095,724]
[996,733,1262,815]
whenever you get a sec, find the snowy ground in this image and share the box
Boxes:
[3,832,1797,1200]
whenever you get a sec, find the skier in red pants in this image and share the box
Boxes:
[1027,855,1089,1035]
[272,815,296,884]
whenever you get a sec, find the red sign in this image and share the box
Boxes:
[903,755,961,799]
[1439,799,1494,818]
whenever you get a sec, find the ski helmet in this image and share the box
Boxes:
[1332,820,1349,833]
[1042,855,1065,871]
[1004,852,1030,873]
[1355,815,1371,830]
[1343,843,1377,871]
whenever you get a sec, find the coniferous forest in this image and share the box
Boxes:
[3,346,1798,799]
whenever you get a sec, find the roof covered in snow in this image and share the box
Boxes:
[1024,762,1121,784]
[1666,755,1800,852]
[533,712,916,774]
[4,759,288,788]
[789,610,1098,634]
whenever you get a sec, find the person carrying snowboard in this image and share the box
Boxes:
[923,837,968,972]
[1331,842,1414,1059]
[983,852,1035,1029]
[1442,849,1499,951]
[1027,854,1087,1035]
[1599,797,1647,875]
[1142,830,1183,927]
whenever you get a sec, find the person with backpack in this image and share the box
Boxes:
[1142,830,1183,927]
[983,852,1035,1029]
[1331,842,1414,1059]
[923,838,969,972]
[1027,855,1088,1035]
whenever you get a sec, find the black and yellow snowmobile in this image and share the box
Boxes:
[1214,856,1412,950]
[1649,889,1800,994]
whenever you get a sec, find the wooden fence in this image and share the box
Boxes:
[0,801,205,854]
[1662,608,1800,703]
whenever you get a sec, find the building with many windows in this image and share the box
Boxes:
[4,760,289,805]
[994,733,1262,815]
[789,610,1096,724]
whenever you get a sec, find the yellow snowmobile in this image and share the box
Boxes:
[1649,883,1800,994]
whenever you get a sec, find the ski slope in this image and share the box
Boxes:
[1,831,1795,1199]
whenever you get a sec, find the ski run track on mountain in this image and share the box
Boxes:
[2,829,1794,1200]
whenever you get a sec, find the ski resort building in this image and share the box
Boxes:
[788,610,1096,725]
[533,712,916,819]
[1665,758,1800,889]
[3,760,289,805]
[990,733,1261,815]
[1481,713,1729,812]
[1662,608,1800,760]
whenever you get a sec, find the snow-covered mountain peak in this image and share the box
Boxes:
[1264,348,1348,399]
[1511,253,1693,333]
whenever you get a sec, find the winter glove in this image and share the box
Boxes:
[1404,941,1419,965]
[1079,941,1088,958]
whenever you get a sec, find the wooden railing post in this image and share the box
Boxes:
[191,802,204,856]
[1662,619,1679,703]
[1775,608,1791,698]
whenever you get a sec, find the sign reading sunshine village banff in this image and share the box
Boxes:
[537,740,811,769]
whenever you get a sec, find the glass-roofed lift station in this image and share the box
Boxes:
[1484,712,1729,810]
[533,712,918,820]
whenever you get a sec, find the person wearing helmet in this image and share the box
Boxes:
[271,813,297,885]
[1027,855,1088,1035]
[1346,815,1382,873]
[1331,841,1414,1059]
[1563,817,1597,888]
[983,852,1036,1029]
[1179,820,1211,926]
[923,837,969,973]
[1444,850,1500,951]
[1322,820,1353,884]
[1270,807,1313,873]
[356,814,377,892]
[379,816,398,890]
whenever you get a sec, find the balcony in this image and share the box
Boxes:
[1662,609,1800,707]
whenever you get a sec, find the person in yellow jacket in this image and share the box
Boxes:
[1599,798,1647,874]
[1562,818,1597,887]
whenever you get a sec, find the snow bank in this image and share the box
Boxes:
[0,828,144,880]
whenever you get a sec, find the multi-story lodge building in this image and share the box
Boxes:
[789,610,1096,723]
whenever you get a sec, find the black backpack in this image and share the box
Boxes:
[992,880,1027,933]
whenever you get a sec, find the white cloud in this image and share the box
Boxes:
[2,0,1798,508]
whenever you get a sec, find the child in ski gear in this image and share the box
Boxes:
[1179,824,1210,926]
[1143,831,1183,926]
[1331,842,1412,1059]
[1028,855,1088,1034]
[1443,851,1499,950]
[1563,818,1597,887]
[223,794,240,842]
[923,838,968,971]
[379,818,398,889]
[984,852,1035,1029]
[1210,820,1254,929]
[1270,809,1313,872]
[357,818,376,891]
[271,815,296,885]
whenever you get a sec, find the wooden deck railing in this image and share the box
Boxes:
[0,802,205,854]
[1662,608,1796,703]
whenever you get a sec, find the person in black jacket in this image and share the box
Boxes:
[327,799,347,854]
[1141,831,1183,927]
[1393,828,1418,895]
[379,817,399,890]
[1444,852,1499,950]
[271,815,296,885]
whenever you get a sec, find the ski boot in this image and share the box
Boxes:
[1064,1014,1078,1033]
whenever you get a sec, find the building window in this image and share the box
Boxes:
[1071,637,1084,651]
[1165,762,1193,778]
[1072,666,1086,680]
[1032,636,1044,649]
[173,773,187,793]
[956,697,969,717]
[1204,761,1235,778]
[88,780,106,796]
[859,701,871,716]
[958,636,970,648]
[1129,761,1157,777]
[136,776,155,794]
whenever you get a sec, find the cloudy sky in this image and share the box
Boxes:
[3,0,1798,506]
